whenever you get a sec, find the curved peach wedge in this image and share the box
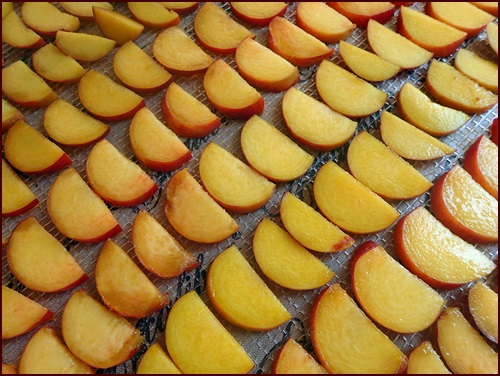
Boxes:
[487,22,498,54]
[407,341,451,374]
[454,48,498,94]
[21,2,80,36]
[160,2,199,15]
[230,2,287,26]
[2,98,24,134]
[137,342,181,374]
[470,2,498,16]
[59,2,113,21]
[55,31,116,62]
[272,338,328,374]
[93,6,143,45]
[1,11,45,49]
[128,2,180,29]
[468,281,498,344]
[328,2,396,27]
[2,159,38,218]
[32,43,85,84]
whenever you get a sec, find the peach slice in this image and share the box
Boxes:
[164,169,239,243]
[128,2,180,29]
[393,206,496,289]
[347,130,433,200]
[267,17,333,67]
[487,22,498,54]
[152,26,213,76]
[463,135,498,199]
[160,2,199,15]
[316,59,387,118]
[430,164,498,243]
[367,19,433,69]
[61,289,144,369]
[351,241,444,333]
[207,245,291,330]
[166,290,254,374]
[426,2,495,38]
[130,107,192,172]
[2,159,38,218]
[253,218,335,290]
[161,82,221,138]
[280,191,354,253]
[137,343,181,374]
[2,98,24,134]
[469,281,498,343]
[327,2,396,27]
[86,138,158,207]
[78,70,145,121]
[31,43,85,83]
[282,87,357,151]
[3,120,71,174]
[397,82,470,136]
[230,2,287,26]
[1,10,45,49]
[194,2,255,54]
[235,37,299,93]
[21,2,80,36]
[59,2,113,21]
[199,142,275,214]
[18,327,95,374]
[55,31,116,62]
[7,216,87,293]
[2,285,53,339]
[114,41,173,94]
[339,40,400,82]
[132,210,199,279]
[272,338,328,374]
[454,48,498,94]
[47,168,122,243]
[95,239,169,319]
[310,284,408,374]
[2,60,57,108]
[313,161,400,234]
[1,363,17,375]
[471,2,498,16]
[240,115,314,182]
[93,6,143,45]
[44,99,109,147]
[397,6,467,58]
[2,2,13,18]
[380,110,455,160]
[407,341,451,374]
[204,59,264,119]
[436,307,498,374]
[296,2,356,43]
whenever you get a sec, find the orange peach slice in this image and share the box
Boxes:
[194,2,255,54]
[3,120,71,174]
[235,37,299,93]
[62,289,144,369]
[272,338,328,374]
[339,40,400,82]
[463,135,498,199]
[397,6,467,58]
[199,142,275,213]
[47,168,122,243]
[253,218,335,290]
[161,82,221,138]
[487,22,498,54]
[165,290,254,374]
[55,31,116,62]
[471,2,498,16]
[93,6,143,45]
[2,60,57,108]
[137,343,181,374]
[310,284,408,374]
[267,17,333,67]
[1,363,16,375]
[351,241,444,333]
[282,87,357,151]
[31,43,85,83]
[165,169,239,243]
[280,191,354,253]
[397,82,470,136]
[130,107,192,172]
[380,110,455,160]
[160,2,199,15]
[2,98,24,134]
[454,48,498,93]
[78,70,145,121]
[204,59,264,119]
[7,216,87,293]
[240,115,314,182]
[230,2,287,26]
[2,159,38,218]
[347,130,433,199]
[1,10,45,49]
[207,245,291,330]
[59,2,113,21]
[21,2,80,36]
[95,239,169,318]
[430,164,498,243]
[316,60,387,118]
[328,2,396,27]
[2,285,53,339]
[313,161,400,234]
[407,341,451,374]
[86,138,158,207]
[128,2,180,29]
[296,2,356,43]
[436,307,498,374]
[19,327,95,374]
[132,210,199,279]
[367,19,433,69]
[394,206,496,289]
[114,41,173,93]
[469,281,498,343]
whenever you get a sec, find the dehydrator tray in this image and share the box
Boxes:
[2,2,498,373]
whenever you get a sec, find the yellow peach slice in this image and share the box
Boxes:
[469,282,498,343]
[1,363,16,374]
[159,2,199,15]
[328,2,396,27]
[454,48,498,93]
[463,135,498,199]
[1,10,45,49]
[128,2,179,29]
[272,338,328,374]
[60,2,113,21]
[55,31,116,62]
[2,159,38,218]
[2,98,24,134]
[137,343,181,374]
[21,2,80,36]
[407,341,451,374]
[1,2,12,18]
[230,2,287,26]
[31,43,85,83]
[93,6,143,45]
[487,22,498,54]
[470,2,498,16]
